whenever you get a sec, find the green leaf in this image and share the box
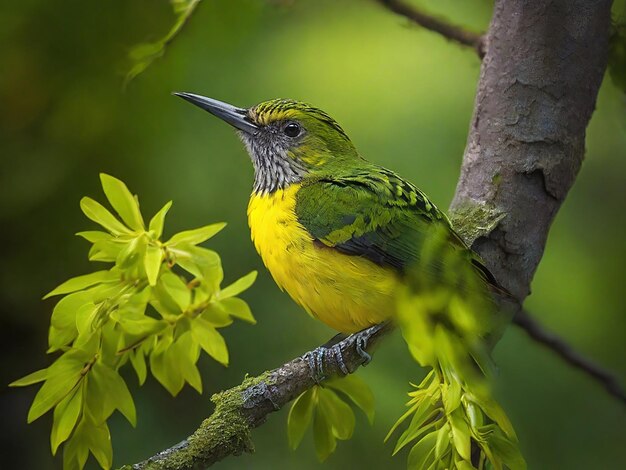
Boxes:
[117,313,167,337]
[442,378,462,413]
[76,231,112,243]
[218,297,256,324]
[9,368,47,387]
[85,361,136,426]
[326,374,375,424]
[474,396,516,439]
[75,302,98,337]
[51,385,83,454]
[144,244,163,286]
[27,354,84,423]
[100,174,145,231]
[50,291,91,332]
[488,429,526,470]
[149,334,185,396]
[455,459,476,470]
[44,270,114,299]
[125,0,203,84]
[89,238,125,263]
[48,326,77,353]
[80,197,131,235]
[319,388,355,440]
[148,201,172,239]
[172,245,223,292]
[158,271,191,312]
[392,394,439,454]
[190,316,229,366]
[201,302,234,328]
[165,222,226,247]
[129,349,147,385]
[385,372,436,443]
[407,430,438,470]
[287,389,315,450]
[85,420,113,470]
[63,423,89,470]
[219,271,257,299]
[116,235,145,270]
[434,423,450,459]
[171,332,202,393]
[450,408,472,462]
[313,393,336,462]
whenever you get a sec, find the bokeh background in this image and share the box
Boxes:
[1,1,625,469]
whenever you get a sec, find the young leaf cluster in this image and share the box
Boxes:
[390,225,524,469]
[386,371,525,470]
[10,174,256,470]
[287,374,375,462]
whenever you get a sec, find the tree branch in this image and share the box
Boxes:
[514,310,626,405]
[449,0,612,300]
[375,0,485,57]
[448,0,616,395]
[121,323,393,469]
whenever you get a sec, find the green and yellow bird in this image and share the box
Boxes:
[174,94,525,468]
[174,93,502,336]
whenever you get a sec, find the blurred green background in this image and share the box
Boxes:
[1,1,625,469]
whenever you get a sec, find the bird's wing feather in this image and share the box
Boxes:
[295,167,501,287]
[296,168,448,270]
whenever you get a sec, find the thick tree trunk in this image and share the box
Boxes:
[450,0,612,300]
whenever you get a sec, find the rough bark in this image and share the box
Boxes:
[449,0,612,301]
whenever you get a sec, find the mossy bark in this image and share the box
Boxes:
[123,324,392,469]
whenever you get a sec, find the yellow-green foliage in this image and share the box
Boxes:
[9,174,256,470]
[390,225,524,469]
[287,374,375,462]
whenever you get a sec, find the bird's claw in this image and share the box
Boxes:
[305,343,349,384]
[305,323,389,382]
[331,343,349,375]
[354,322,388,365]
[305,347,326,383]
[355,331,372,366]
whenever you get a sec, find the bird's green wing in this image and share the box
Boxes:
[295,167,499,286]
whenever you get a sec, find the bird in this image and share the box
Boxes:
[173,93,522,469]
[173,93,504,337]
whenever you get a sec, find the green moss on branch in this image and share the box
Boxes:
[449,201,505,246]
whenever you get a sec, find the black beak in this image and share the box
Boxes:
[173,92,258,135]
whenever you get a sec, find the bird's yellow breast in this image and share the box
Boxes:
[247,184,401,333]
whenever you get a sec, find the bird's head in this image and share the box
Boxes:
[175,93,360,193]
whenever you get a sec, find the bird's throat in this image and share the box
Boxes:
[239,132,305,194]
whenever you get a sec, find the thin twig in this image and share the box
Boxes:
[376,0,485,57]
[121,323,394,469]
[514,310,626,405]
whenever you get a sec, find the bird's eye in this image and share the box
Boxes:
[283,122,301,138]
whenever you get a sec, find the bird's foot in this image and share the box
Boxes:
[353,322,389,366]
[304,347,326,384]
[304,323,390,382]
[305,342,349,384]
[355,333,372,366]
